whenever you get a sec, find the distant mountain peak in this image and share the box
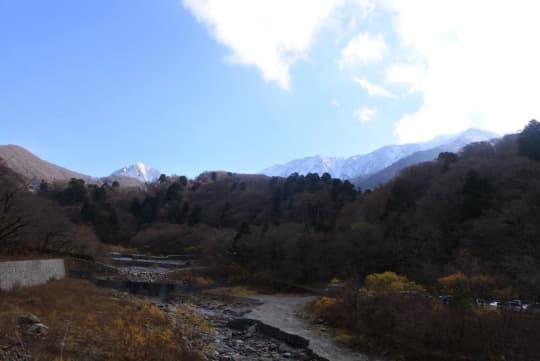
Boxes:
[111,163,161,183]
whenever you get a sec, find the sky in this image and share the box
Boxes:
[1,0,539,177]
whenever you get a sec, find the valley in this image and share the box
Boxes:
[3,2,539,360]
[2,121,540,361]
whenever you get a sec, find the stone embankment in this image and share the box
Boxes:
[0,259,65,290]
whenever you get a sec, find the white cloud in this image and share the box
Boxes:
[377,0,540,142]
[183,0,540,140]
[331,99,340,108]
[355,106,377,123]
[385,63,426,93]
[353,76,396,98]
[182,0,343,89]
[338,32,386,68]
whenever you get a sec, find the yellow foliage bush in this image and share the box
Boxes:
[359,271,424,296]
[438,272,497,299]
[308,296,340,315]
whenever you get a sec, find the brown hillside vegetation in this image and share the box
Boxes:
[0,279,211,361]
[0,159,104,258]
[0,145,93,183]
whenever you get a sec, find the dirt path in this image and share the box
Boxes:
[247,295,383,361]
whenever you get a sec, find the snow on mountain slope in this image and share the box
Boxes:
[111,163,161,183]
[261,128,498,179]
[261,156,342,178]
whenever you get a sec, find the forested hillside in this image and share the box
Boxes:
[2,121,540,300]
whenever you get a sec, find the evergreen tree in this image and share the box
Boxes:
[518,119,540,161]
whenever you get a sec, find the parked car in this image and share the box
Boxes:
[475,299,490,307]
[498,299,528,312]
[439,295,453,305]
[527,303,540,314]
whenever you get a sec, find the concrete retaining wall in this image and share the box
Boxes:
[0,259,65,290]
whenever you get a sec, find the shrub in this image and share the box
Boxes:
[0,279,211,361]
[360,271,425,296]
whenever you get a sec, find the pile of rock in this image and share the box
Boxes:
[17,314,48,339]
[117,266,171,282]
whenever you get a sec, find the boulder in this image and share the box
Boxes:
[17,314,40,326]
[17,313,49,338]
[24,323,49,337]
[226,318,309,348]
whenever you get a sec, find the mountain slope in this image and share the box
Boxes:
[0,145,93,183]
[261,128,498,181]
[353,128,499,189]
[261,145,422,179]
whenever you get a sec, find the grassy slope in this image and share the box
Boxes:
[0,279,212,361]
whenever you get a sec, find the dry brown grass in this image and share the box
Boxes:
[106,245,136,254]
[201,286,259,297]
[0,279,212,361]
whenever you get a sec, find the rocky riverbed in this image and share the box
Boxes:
[162,292,385,361]
[247,295,384,361]
[92,254,383,361]
[170,295,330,361]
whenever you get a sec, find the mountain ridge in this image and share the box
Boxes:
[261,128,499,181]
[1,127,498,189]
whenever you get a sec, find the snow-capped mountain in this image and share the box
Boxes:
[111,163,161,183]
[353,128,500,189]
[261,128,498,180]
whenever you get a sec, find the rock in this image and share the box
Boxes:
[17,313,48,338]
[163,304,177,313]
[226,318,258,330]
[246,324,257,337]
[193,295,332,361]
[226,318,309,348]
[278,343,290,353]
[17,314,40,326]
[24,323,49,337]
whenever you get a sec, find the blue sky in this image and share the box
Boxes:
[1,1,538,177]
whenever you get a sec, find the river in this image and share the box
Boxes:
[78,255,384,361]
